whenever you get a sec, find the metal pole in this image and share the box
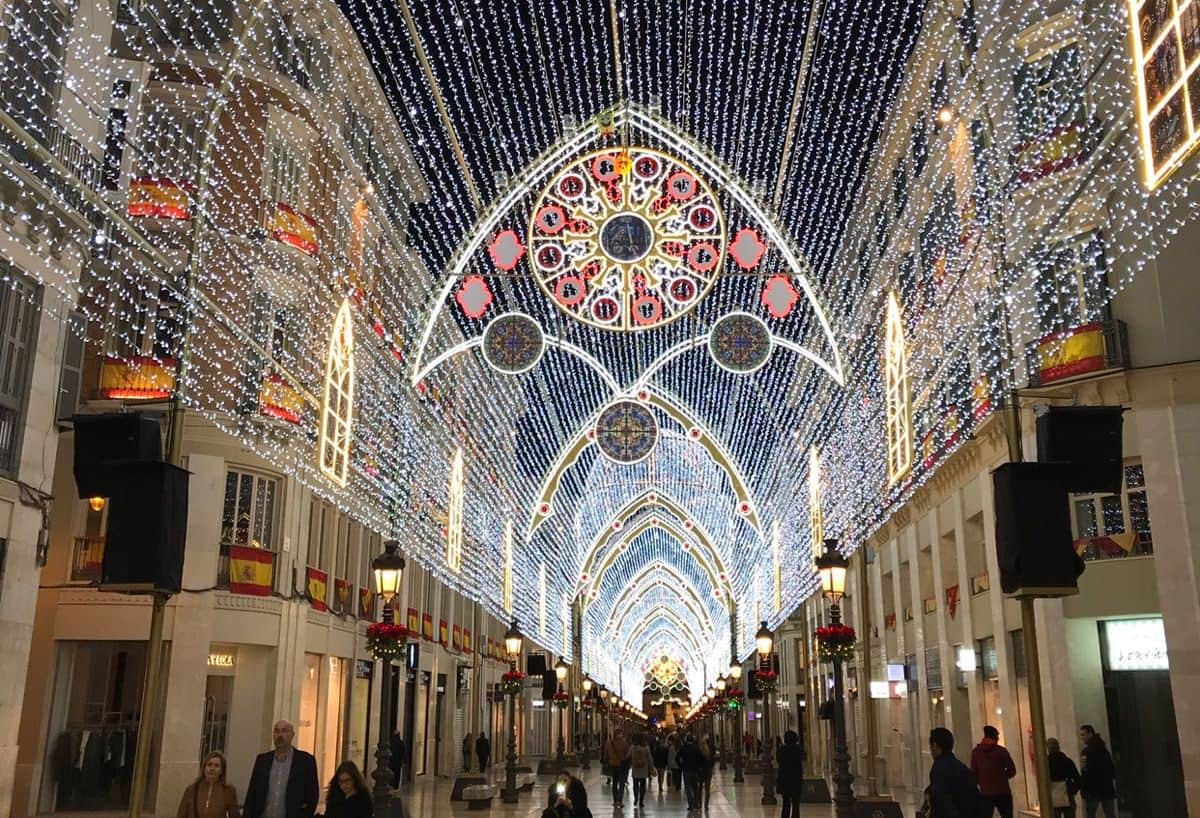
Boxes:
[557,688,566,763]
[369,605,404,816]
[582,702,591,769]
[719,707,728,770]
[760,672,777,804]
[733,698,745,782]
[859,549,880,796]
[503,686,519,803]
[830,602,855,818]
[127,592,165,818]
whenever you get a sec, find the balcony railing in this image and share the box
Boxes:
[0,116,104,223]
[1026,319,1129,388]
[71,536,105,582]
[1075,533,1153,563]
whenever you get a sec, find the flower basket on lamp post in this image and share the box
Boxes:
[815,624,857,663]
[365,622,408,661]
[754,668,778,694]
[501,670,525,697]
[552,690,570,710]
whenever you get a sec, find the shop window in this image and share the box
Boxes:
[1032,229,1110,335]
[0,267,42,477]
[1012,40,1087,183]
[0,0,69,142]
[1071,460,1154,560]
[220,468,280,550]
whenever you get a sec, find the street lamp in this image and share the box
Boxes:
[369,541,405,811]
[715,675,728,770]
[581,677,593,769]
[817,539,855,818]
[555,658,569,763]
[502,620,523,804]
[756,620,777,805]
[729,662,745,782]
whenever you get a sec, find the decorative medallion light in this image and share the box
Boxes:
[594,400,659,464]
[482,312,545,374]
[529,147,726,331]
[319,298,355,487]
[708,312,773,373]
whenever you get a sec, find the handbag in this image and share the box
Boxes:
[1051,780,1071,808]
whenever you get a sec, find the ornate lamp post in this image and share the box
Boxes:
[502,620,524,804]
[714,676,728,770]
[729,662,745,782]
[369,541,405,812]
[554,657,569,763]
[581,677,593,769]
[756,620,777,805]
[599,687,609,754]
[817,540,856,818]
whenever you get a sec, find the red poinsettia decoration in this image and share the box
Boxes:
[815,624,857,662]
[365,622,408,660]
[552,689,570,709]
[501,670,526,696]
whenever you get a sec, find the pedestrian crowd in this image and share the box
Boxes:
[920,724,1117,818]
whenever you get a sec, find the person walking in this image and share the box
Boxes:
[603,727,631,807]
[1048,738,1081,818]
[388,732,405,789]
[776,730,806,818]
[678,734,706,812]
[1078,725,1117,818]
[542,772,592,818]
[970,726,1017,818]
[323,762,371,818]
[176,751,240,818]
[926,728,978,818]
[243,720,319,818]
[651,735,668,793]
[475,732,491,773]
[667,733,683,792]
[630,733,652,808]
[697,735,715,811]
[461,733,473,772]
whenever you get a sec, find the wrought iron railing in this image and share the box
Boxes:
[71,536,105,582]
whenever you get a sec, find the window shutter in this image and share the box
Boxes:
[56,310,86,422]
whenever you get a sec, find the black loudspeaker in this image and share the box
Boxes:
[101,461,189,592]
[526,653,547,677]
[992,462,1083,597]
[1036,406,1124,494]
[542,671,557,699]
[73,413,162,497]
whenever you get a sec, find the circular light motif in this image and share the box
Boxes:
[482,313,544,374]
[594,400,659,464]
[530,147,727,331]
[708,312,773,373]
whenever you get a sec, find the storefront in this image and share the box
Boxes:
[298,652,350,787]
[38,641,164,813]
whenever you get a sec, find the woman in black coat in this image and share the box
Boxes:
[776,730,807,818]
[1047,738,1081,818]
[324,762,372,818]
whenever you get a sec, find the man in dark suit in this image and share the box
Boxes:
[244,720,319,818]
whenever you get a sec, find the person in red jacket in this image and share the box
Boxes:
[970,726,1017,818]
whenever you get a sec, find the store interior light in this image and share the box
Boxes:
[956,646,977,672]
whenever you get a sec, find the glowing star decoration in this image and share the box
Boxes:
[529,147,726,331]
[503,519,514,614]
[809,447,824,560]
[455,274,493,319]
[319,299,355,487]
[885,292,913,485]
[761,274,800,319]
[487,229,525,270]
[446,448,464,572]
[729,228,766,269]
[1128,0,1200,189]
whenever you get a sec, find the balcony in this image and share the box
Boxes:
[71,536,105,582]
[0,116,105,224]
[263,200,319,257]
[216,542,276,595]
[1026,319,1129,388]
[97,355,177,401]
[1010,120,1088,186]
[258,374,303,424]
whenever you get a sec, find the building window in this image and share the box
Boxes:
[1071,461,1154,560]
[885,292,913,484]
[0,0,69,141]
[874,206,890,256]
[1032,229,1110,335]
[1130,0,1200,187]
[307,500,332,570]
[264,130,309,210]
[220,468,280,550]
[957,0,978,57]
[319,300,354,486]
[0,267,42,478]
[134,99,203,185]
[1012,41,1087,182]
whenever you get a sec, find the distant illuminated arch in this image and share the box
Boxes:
[598,563,718,638]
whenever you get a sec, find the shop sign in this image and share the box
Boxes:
[1105,617,1168,671]
[355,659,373,679]
[208,653,235,669]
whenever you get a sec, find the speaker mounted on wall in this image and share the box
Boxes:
[1036,406,1124,494]
[992,462,1083,597]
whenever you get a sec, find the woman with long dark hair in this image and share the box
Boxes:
[324,761,372,818]
[176,752,240,818]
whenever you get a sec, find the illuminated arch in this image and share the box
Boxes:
[529,388,763,539]
[319,298,355,486]
[616,609,709,665]
[598,563,719,638]
[411,104,844,389]
[808,446,824,561]
[885,292,912,484]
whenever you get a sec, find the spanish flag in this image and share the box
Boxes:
[452,625,462,652]
[307,567,328,612]
[359,588,374,618]
[407,608,420,633]
[128,177,192,220]
[1036,323,1106,384]
[268,202,319,256]
[422,613,434,641]
[229,545,273,596]
[439,619,449,646]
[463,629,472,653]
[335,578,351,612]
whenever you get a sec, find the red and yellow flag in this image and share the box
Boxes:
[463,629,472,652]
[229,545,273,596]
[268,202,319,256]
[358,588,374,618]
[1036,323,1106,384]
[307,567,328,612]
[439,619,449,646]
[452,625,462,652]
[407,608,419,633]
[422,613,434,641]
[128,177,192,220]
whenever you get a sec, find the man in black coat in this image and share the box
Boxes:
[476,732,491,772]
[244,720,319,818]
[1078,724,1117,818]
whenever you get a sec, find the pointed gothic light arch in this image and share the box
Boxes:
[885,291,912,484]
[319,298,355,486]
